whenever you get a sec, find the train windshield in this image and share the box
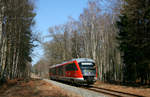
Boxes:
[79,62,96,76]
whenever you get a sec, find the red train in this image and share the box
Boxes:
[49,58,97,85]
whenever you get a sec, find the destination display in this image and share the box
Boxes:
[81,63,93,65]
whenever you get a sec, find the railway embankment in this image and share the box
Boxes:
[0,78,81,97]
[44,79,150,97]
[44,79,106,97]
[44,78,150,97]
[93,81,150,97]
[1,77,150,97]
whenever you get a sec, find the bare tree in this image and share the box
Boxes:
[0,0,36,82]
[42,0,123,82]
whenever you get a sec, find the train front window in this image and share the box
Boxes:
[79,62,96,76]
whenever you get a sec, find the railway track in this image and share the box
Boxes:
[82,86,144,97]
[48,80,145,97]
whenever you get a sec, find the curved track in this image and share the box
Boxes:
[46,79,145,97]
[82,86,144,97]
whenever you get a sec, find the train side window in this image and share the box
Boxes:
[72,63,78,71]
[53,68,55,75]
[65,63,77,71]
[58,66,63,76]
[53,68,56,75]
[51,69,53,75]
[60,66,63,75]
[53,69,55,75]
[65,64,69,71]
[51,69,53,74]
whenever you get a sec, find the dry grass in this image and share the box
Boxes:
[94,81,150,97]
[0,78,81,97]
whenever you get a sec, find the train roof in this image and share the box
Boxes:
[72,58,95,63]
[49,58,95,68]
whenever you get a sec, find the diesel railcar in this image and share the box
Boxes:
[49,58,97,85]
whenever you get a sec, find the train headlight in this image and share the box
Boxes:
[94,77,97,80]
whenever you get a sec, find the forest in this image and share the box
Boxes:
[34,0,150,85]
[0,0,149,85]
[0,0,36,83]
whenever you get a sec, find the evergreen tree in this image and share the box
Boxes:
[0,0,36,81]
[117,0,150,84]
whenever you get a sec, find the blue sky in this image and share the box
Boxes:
[32,0,89,65]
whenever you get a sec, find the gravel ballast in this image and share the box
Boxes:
[44,79,108,97]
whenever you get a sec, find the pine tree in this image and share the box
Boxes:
[0,0,36,82]
[117,0,150,84]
